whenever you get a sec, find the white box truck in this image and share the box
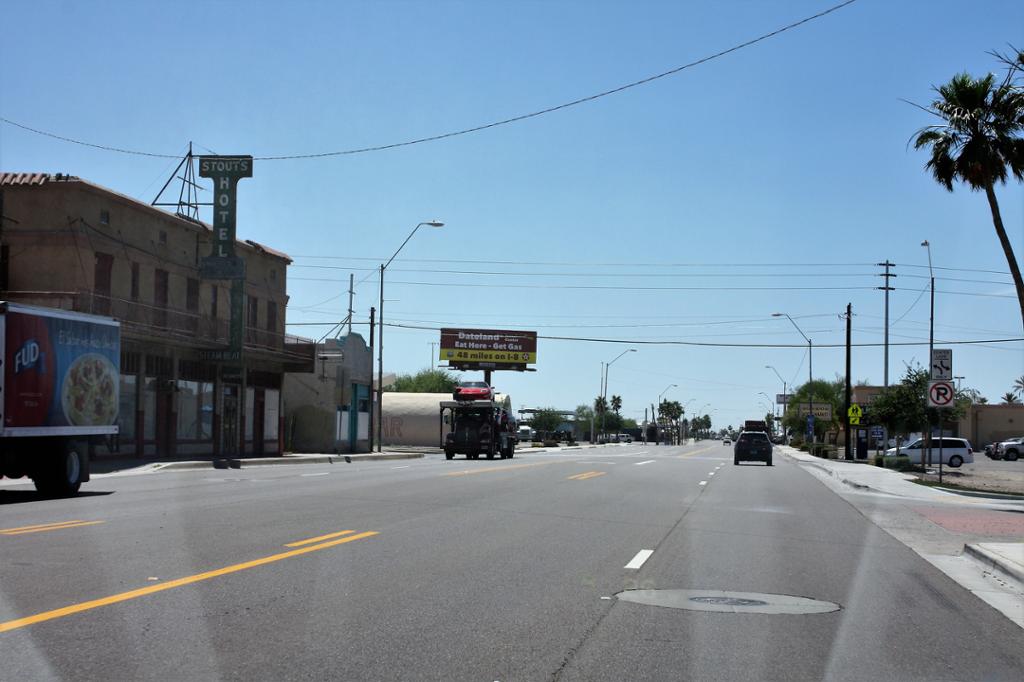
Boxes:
[0,302,120,495]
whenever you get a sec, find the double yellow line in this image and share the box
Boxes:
[0,520,104,536]
[0,529,377,634]
[568,471,606,481]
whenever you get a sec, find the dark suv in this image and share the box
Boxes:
[734,431,773,466]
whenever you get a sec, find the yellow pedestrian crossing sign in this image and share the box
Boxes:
[848,404,862,425]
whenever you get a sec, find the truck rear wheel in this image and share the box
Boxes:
[34,442,87,497]
[445,448,454,460]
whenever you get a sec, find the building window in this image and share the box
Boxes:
[266,301,277,334]
[211,285,218,318]
[158,230,167,245]
[130,263,140,301]
[270,269,277,282]
[186,277,200,333]
[0,244,9,290]
[154,269,169,327]
[93,252,114,316]
[248,295,259,328]
[100,209,110,225]
[186,278,199,312]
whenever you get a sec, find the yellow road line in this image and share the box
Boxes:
[568,471,606,480]
[285,529,355,547]
[1,520,104,536]
[677,445,719,459]
[0,531,378,634]
[444,461,561,477]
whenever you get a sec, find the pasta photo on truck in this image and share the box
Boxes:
[1,301,120,496]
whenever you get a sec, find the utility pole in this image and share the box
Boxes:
[377,264,384,452]
[844,303,853,460]
[368,306,375,453]
[429,342,436,370]
[877,261,896,386]
[347,273,354,335]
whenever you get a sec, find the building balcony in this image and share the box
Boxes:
[2,289,291,353]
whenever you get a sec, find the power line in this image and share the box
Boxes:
[381,321,1024,349]
[289,276,1017,298]
[0,1,860,161]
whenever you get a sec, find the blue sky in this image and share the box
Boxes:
[2,0,1022,428]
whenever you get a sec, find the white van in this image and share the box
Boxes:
[885,437,974,467]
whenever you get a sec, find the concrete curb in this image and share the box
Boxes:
[156,452,424,471]
[963,544,1024,585]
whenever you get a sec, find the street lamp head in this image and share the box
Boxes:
[920,240,929,247]
[426,221,445,228]
[771,313,783,317]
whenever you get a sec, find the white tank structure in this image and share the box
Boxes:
[380,392,509,447]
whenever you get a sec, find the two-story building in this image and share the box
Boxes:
[0,172,313,458]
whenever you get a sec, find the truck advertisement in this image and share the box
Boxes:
[4,308,120,429]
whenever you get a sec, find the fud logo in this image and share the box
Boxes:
[14,339,43,375]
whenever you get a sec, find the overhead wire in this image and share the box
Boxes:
[0,1,860,161]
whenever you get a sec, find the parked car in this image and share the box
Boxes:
[734,431,772,466]
[884,437,974,467]
[616,433,632,443]
[453,381,493,401]
[994,437,1023,461]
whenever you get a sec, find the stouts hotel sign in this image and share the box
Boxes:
[439,328,537,367]
[199,155,252,280]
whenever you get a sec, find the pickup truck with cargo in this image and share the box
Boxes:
[0,302,120,495]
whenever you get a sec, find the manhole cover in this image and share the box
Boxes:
[689,596,768,607]
[615,589,840,614]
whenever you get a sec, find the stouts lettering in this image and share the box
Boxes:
[200,158,250,174]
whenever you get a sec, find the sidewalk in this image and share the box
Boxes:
[781,444,1024,626]
[90,451,425,475]
[779,445,1024,507]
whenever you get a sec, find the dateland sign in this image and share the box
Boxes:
[439,329,537,367]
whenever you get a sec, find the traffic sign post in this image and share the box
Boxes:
[847,403,862,425]
[930,348,952,380]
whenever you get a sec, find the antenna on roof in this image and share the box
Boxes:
[151,142,211,222]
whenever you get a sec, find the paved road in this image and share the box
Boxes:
[2,442,1022,681]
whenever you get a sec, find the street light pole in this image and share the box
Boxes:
[377,220,444,452]
[601,349,636,439]
[773,313,813,448]
[923,240,938,474]
[766,365,786,421]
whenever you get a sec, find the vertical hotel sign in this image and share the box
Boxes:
[199,156,252,359]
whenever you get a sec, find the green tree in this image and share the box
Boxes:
[387,368,459,393]
[912,52,1024,328]
[1002,392,1020,405]
[781,378,844,440]
[594,395,608,415]
[530,408,565,434]
[574,404,594,439]
[867,365,970,450]
[1014,375,1024,397]
[621,417,638,429]
[611,394,623,415]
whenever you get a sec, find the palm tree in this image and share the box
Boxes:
[912,55,1024,328]
[1014,375,1024,397]
[593,396,608,415]
[610,395,622,415]
[1001,392,1020,405]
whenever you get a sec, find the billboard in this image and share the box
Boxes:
[439,328,537,366]
[790,403,833,419]
[4,311,120,428]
